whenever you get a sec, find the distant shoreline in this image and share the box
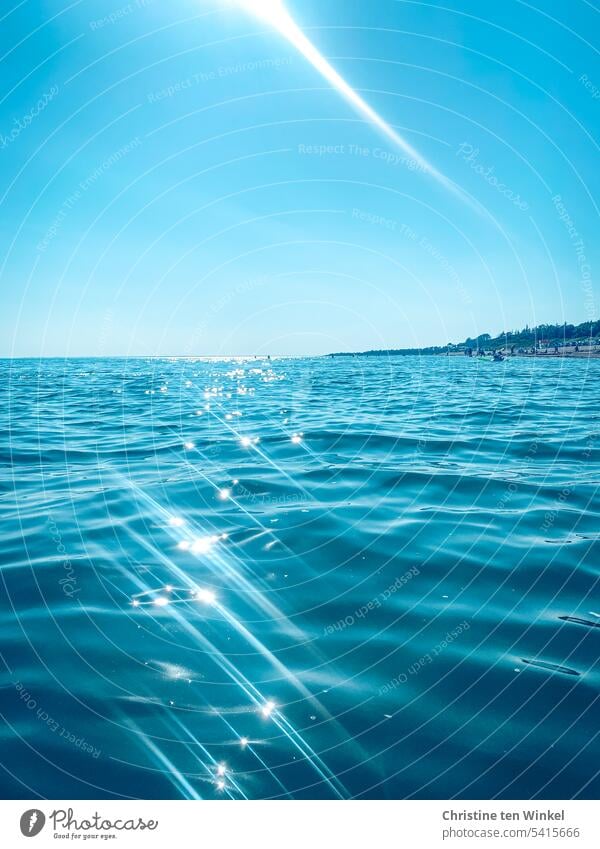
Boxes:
[446,348,600,359]
[331,319,600,358]
[332,349,600,359]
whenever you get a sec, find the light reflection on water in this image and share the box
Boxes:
[1,355,599,799]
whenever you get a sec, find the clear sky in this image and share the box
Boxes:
[1,0,598,356]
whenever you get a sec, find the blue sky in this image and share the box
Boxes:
[1,0,598,356]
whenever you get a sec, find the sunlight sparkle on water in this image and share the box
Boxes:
[191,535,220,554]
[195,588,217,605]
[153,597,170,607]
[168,516,185,527]
[240,436,260,447]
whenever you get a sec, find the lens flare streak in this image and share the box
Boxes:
[226,0,470,204]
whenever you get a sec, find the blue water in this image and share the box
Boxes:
[1,355,599,800]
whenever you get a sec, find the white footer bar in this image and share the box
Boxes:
[0,800,597,848]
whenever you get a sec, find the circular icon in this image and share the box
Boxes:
[19,810,45,837]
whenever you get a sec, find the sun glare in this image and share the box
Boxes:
[225,0,464,201]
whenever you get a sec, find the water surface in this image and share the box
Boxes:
[1,355,599,799]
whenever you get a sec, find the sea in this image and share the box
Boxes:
[1,354,599,799]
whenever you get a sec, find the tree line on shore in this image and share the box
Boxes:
[333,320,600,356]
